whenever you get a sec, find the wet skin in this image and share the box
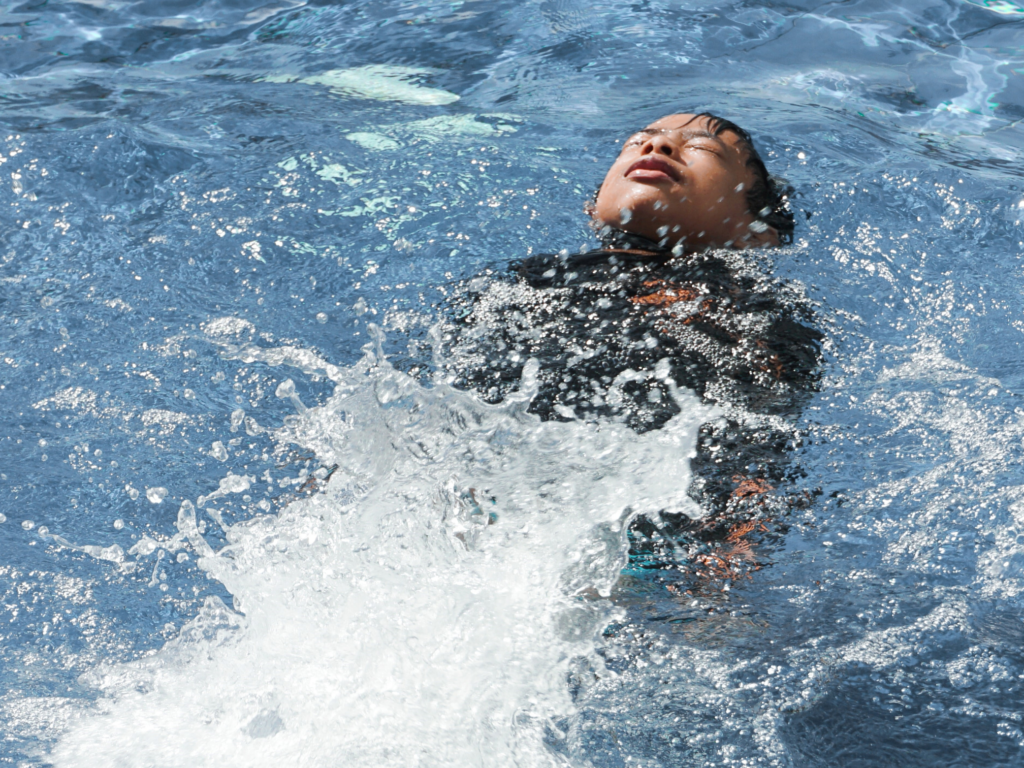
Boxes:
[594,113,778,251]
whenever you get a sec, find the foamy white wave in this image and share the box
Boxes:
[48,331,709,768]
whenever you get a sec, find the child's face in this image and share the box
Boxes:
[594,113,777,250]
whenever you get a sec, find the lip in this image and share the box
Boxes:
[625,156,681,183]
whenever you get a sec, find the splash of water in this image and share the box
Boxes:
[47,331,709,768]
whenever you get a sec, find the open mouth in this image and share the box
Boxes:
[625,156,680,182]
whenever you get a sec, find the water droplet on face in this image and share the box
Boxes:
[656,225,669,237]
[146,487,168,504]
[113,519,124,530]
[619,208,632,224]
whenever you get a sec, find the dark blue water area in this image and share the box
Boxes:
[2,0,1024,765]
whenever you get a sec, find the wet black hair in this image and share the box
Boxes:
[587,111,796,246]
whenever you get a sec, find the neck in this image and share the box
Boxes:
[597,227,668,254]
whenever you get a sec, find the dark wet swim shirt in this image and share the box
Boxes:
[439,230,823,518]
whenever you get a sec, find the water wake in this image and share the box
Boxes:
[48,331,709,768]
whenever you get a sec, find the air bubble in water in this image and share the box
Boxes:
[113,519,124,530]
[127,485,139,500]
[210,441,228,462]
[146,487,168,504]
[230,408,245,432]
[37,526,48,536]
[0,513,5,523]
[316,312,328,324]
[21,520,33,530]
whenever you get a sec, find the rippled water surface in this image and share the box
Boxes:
[3,0,1024,765]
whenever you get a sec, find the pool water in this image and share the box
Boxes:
[2,0,1024,765]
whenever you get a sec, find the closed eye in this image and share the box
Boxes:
[684,141,720,154]
[623,132,651,148]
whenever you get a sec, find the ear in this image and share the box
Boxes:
[741,220,779,249]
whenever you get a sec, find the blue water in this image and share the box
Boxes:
[3,0,1024,765]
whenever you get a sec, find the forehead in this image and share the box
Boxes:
[641,113,746,152]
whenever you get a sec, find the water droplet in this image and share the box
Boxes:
[37,526,48,536]
[127,485,139,500]
[146,487,168,504]
[113,519,124,530]
[316,312,328,324]
[176,552,189,563]
[210,441,228,461]
[230,408,245,432]
[22,520,34,530]
[219,474,251,494]
[619,208,632,224]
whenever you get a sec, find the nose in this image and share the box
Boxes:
[642,133,675,157]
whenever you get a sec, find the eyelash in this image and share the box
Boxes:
[623,138,716,153]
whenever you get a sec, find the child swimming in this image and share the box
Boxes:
[440,112,822,579]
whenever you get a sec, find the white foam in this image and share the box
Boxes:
[47,336,709,768]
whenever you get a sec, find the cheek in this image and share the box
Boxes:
[595,169,634,217]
